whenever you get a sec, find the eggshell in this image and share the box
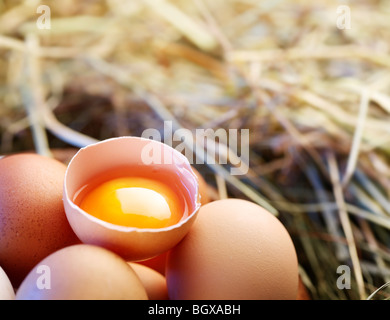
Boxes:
[0,154,80,287]
[16,244,148,300]
[191,166,210,205]
[0,267,15,300]
[128,263,168,300]
[166,199,299,300]
[63,137,201,262]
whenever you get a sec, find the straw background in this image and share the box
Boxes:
[1,0,390,300]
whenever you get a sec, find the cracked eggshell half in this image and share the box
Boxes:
[63,136,201,262]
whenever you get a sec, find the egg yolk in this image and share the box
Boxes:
[78,177,184,229]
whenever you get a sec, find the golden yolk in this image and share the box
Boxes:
[78,177,183,229]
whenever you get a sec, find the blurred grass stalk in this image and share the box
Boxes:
[20,33,51,158]
[1,0,390,299]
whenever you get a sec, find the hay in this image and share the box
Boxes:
[1,0,390,299]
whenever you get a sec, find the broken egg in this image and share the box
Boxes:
[63,136,201,261]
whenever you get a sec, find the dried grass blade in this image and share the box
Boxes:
[143,0,217,51]
[328,153,366,300]
[342,89,370,187]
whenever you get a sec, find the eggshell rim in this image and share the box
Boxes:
[63,136,201,234]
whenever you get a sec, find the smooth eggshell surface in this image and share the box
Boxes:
[128,263,169,300]
[0,267,15,300]
[166,199,299,300]
[0,154,80,287]
[16,244,148,300]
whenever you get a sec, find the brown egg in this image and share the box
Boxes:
[0,266,15,300]
[0,154,80,287]
[297,276,310,300]
[166,199,299,300]
[191,166,210,205]
[128,263,169,300]
[16,244,148,300]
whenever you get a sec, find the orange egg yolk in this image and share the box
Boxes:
[78,177,184,229]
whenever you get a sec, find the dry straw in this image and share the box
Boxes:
[1,0,390,299]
